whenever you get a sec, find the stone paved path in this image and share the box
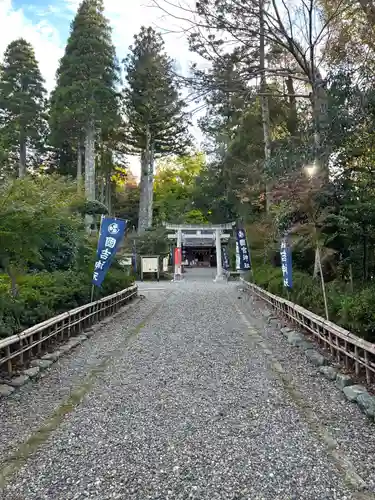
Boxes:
[0,269,374,499]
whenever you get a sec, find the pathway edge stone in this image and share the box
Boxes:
[274,318,375,423]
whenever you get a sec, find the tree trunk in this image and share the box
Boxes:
[137,124,151,234]
[137,151,149,234]
[310,74,329,179]
[286,74,298,136]
[19,129,26,178]
[349,262,354,293]
[100,177,105,204]
[77,141,83,187]
[363,232,368,281]
[84,121,96,232]
[7,267,18,297]
[84,123,95,200]
[259,0,272,211]
[147,141,155,228]
[105,170,112,216]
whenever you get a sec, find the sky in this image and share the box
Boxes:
[0,0,204,178]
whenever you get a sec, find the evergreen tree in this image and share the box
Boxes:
[124,26,190,233]
[0,38,47,178]
[49,0,120,214]
[96,121,129,215]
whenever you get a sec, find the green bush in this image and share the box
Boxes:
[0,267,134,339]
[0,175,136,339]
[249,262,375,342]
[337,287,375,341]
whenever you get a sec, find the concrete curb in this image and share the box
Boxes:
[0,296,141,399]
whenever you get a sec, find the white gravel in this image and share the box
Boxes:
[0,270,373,499]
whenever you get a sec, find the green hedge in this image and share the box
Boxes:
[0,267,134,339]
[249,263,375,342]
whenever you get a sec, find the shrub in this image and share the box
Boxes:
[338,286,375,342]
[0,175,136,339]
[248,262,375,342]
[133,227,169,256]
[0,267,134,339]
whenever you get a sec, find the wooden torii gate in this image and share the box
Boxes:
[166,223,235,281]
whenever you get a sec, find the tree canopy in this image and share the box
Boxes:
[0,38,47,178]
[153,153,206,224]
[49,0,120,217]
[1,0,375,339]
[124,26,191,232]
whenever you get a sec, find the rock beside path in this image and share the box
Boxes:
[0,384,14,397]
[336,373,354,389]
[30,359,53,370]
[7,375,29,387]
[343,385,368,402]
[319,365,338,381]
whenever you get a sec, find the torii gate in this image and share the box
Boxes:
[166,223,235,281]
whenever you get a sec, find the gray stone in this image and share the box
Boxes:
[60,339,80,352]
[67,339,81,348]
[357,393,375,419]
[85,328,96,337]
[281,327,292,333]
[305,349,326,366]
[287,331,306,347]
[319,366,338,381]
[280,327,293,337]
[30,359,53,370]
[262,310,273,318]
[7,374,29,387]
[299,340,315,350]
[271,320,282,329]
[60,343,74,353]
[23,367,40,378]
[343,385,367,402]
[0,384,15,397]
[268,316,278,322]
[76,334,88,342]
[336,373,354,389]
[42,351,62,361]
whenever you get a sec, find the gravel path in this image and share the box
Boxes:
[0,271,374,499]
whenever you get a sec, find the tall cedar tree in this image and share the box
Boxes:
[124,26,190,233]
[49,0,119,205]
[0,39,46,178]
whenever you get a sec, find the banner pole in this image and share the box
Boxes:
[90,215,104,303]
[316,245,329,320]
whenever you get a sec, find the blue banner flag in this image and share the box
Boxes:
[222,246,230,270]
[92,218,127,287]
[236,228,251,270]
[280,236,292,288]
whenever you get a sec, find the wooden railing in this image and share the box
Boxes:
[241,279,375,384]
[0,284,138,374]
